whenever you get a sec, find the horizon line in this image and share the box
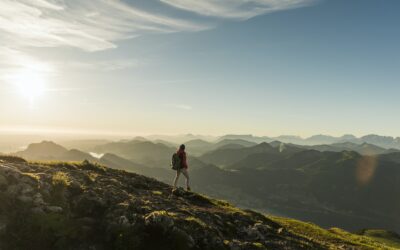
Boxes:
[0,127,398,139]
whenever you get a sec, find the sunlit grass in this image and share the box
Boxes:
[270,216,397,249]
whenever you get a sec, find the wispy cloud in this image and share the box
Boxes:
[0,47,55,82]
[0,0,315,86]
[0,0,205,52]
[160,0,316,19]
[63,59,140,71]
[0,0,316,53]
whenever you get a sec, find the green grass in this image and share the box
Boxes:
[52,172,72,187]
[360,229,400,249]
[270,216,398,250]
[0,155,26,163]
[31,160,106,171]
[184,216,207,228]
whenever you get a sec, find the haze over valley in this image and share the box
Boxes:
[4,133,400,234]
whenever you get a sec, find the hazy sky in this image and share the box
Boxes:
[0,0,399,137]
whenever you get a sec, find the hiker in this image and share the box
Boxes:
[172,144,191,191]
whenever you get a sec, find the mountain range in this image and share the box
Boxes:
[2,133,400,154]
[9,138,400,234]
[155,133,400,149]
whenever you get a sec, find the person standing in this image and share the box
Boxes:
[172,144,191,191]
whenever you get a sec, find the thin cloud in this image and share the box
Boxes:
[45,87,89,93]
[63,59,140,71]
[0,47,55,82]
[0,0,205,52]
[160,0,316,19]
[0,0,316,84]
[0,0,317,53]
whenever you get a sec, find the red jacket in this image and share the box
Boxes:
[177,149,188,169]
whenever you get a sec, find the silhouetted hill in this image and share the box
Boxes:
[8,140,400,235]
[276,134,400,149]
[381,152,400,164]
[301,134,357,145]
[305,142,399,155]
[99,153,147,172]
[201,142,302,168]
[211,150,400,232]
[305,135,343,145]
[184,139,257,156]
[183,139,214,155]
[94,140,175,168]
[214,134,400,149]
[1,157,397,250]
[360,134,400,149]
[153,139,178,148]
[15,141,96,162]
[18,141,67,157]
[145,134,215,144]
[217,134,272,144]
[214,139,257,149]
[56,139,111,151]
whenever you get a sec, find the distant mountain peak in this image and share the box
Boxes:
[24,140,68,153]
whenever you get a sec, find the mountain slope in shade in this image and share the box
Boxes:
[222,150,400,232]
[200,142,303,168]
[305,142,399,155]
[184,139,257,156]
[56,139,111,152]
[8,141,400,234]
[94,140,175,167]
[183,139,214,155]
[0,157,397,250]
[214,139,257,149]
[18,141,67,157]
[217,134,272,144]
[99,153,147,172]
[360,135,400,149]
[15,141,96,162]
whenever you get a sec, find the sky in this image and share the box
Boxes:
[0,0,399,138]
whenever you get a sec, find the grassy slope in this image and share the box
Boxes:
[271,216,400,249]
[361,230,400,249]
[1,156,399,250]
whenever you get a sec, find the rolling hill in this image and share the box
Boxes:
[94,140,175,168]
[305,142,399,155]
[200,142,303,168]
[1,157,399,250]
[15,141,96,162]
[184,139,257,156]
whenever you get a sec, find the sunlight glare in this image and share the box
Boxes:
[10,68,48,108]
[15,70,46,99]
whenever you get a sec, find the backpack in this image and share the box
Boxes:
[171,153,181,170]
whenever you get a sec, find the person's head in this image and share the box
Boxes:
[179,144,185,151]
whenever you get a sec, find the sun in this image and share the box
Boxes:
[13,69,47,103]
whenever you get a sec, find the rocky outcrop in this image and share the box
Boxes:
[0,157,384,250]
